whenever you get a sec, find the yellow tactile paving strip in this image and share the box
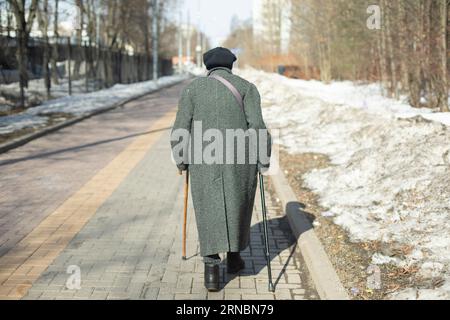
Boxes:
[0,111,176,300]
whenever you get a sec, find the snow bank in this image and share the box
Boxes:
[0,74,189,135]
[285,78,450,127]
[0,114,48,135]
[239,68,450,127]
[185,64,207,77]
[237,68,450,300]
[27,74,189,116]
[0,78,90,100]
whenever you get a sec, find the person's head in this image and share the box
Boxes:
[203,47,237,71]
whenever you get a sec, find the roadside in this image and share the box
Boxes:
[0,82,186,263]
[238,68,450,300]
[1,80,318,300]
[0,74,190,148]
[19,145,318,300]
[0,80,318,300]
[278,150,420,300]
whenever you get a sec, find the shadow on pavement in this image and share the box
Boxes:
[0,127,173,167]
[221,205,315,291]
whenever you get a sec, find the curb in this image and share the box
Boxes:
[269,152,349,300]
[0,77,191,154]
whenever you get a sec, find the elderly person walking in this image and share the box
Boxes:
[170,47,271,291]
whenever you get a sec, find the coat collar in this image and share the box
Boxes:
[207,67,232,76]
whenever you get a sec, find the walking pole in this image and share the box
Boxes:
[180,168,189,260]
[259,172,275,292]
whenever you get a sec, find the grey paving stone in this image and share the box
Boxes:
[17,85,318,300]
[141,287,159,300]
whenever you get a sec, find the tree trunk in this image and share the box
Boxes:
[8,0,38,107]
[437,0,449,112]
[73,0,84,78]
[396,1,409,91]
[7,4,12,38]
[51,0,59,84]
[424,0,436,108]
[384,0,399,98]
[37,0,51,99]
[378,0,389,93]
[407,1,423,108]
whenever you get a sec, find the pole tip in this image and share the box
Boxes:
[182,256,187,261]
[269,283,275,292]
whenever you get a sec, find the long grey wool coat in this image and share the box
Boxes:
[170,67,271,257]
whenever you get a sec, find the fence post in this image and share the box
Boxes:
[44,40,51,100]
[118,51,122,83]
[99,48,103,89]
[94,45,99,90]
[67,37,72,96]
[102,48,105,87]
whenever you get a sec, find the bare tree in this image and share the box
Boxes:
[36,0,51,98]
[7,0,38,107]
[282,0,449,111]
[51,0,59,84]
[72,0,84,78]
[435,0,448,112]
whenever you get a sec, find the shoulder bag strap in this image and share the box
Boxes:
[208,74,244,112]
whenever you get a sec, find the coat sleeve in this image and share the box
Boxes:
[171,85,195,171]
[243,83,272,171]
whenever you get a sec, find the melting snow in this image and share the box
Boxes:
[0,74,189,135]
[237,68,450,300]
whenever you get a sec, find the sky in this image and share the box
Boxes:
[3,0,254,47]
[179,0,253,47]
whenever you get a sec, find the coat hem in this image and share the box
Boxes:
[200,241,250,258]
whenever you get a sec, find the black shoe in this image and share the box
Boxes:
[227,252,245,274]
[204,264,220,292]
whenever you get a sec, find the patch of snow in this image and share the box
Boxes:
[423,112,450,126]
[236,68,450,299]
[238,68,450,128]
[0,74,189,135]
[419,262,445,279]
[321,211,335,217]
[27,74,189,116]
[0,104,13,113]
[390,287,449,300]
[0,113,48,135]
[185,65,207,77]
[371,253,401,265]
[0,77,91,100]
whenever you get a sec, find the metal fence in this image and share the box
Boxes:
[0,35,173,107]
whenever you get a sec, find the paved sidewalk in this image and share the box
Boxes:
[0,83,317,300]
[23,131,317,300]
[0,85,181,259]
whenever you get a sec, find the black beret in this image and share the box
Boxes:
[203,47,237,70]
